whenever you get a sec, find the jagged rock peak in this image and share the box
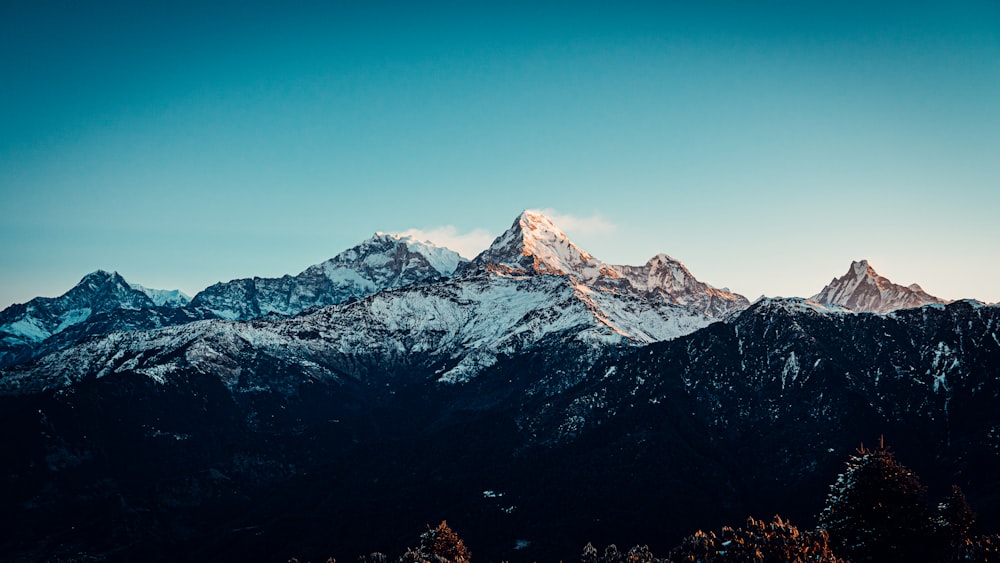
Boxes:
[75,270,136,295]
[190,233,466,321]
[0,270,157,362]
[811,259,946,314]
[82,269,118,281]
[69,270,152,308]
[352,232,465,276]
[849,259,878,279]
[462,210,618,283]
[621,253,693,287]
[305,231,466,283]
[614,254,750,318]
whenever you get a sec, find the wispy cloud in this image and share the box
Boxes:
[533,209,617,235]
[397,226,496,259]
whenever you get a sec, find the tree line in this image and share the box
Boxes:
[293,442,1000,562]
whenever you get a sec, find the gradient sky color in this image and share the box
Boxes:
[2,1,999,309]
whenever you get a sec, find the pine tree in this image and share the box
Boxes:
[818,441,943,562]
[665,515,845,562]
[938,484,976,551]
[954,533,1000,562]
[419,521,470,563]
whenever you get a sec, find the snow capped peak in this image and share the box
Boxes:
[463,210,615,284]
[620,254,694,290]
[0,269,162,366]
[647,253,680,266]
[72,270,144,302]
[459,211,749,317]
[851,259,874,278]
[614,253,749,318]
[517,209,570,240]
[499,210,576,256]
[83,269,117,280]
[129,284,191,307]
[189,233,468,321]
[515,210,598,270]
[79,269,130,291]
[812,260,946,314]
[381,232,466,276]
[320,232,465,278]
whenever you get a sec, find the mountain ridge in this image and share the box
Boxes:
[1,292,997,562]
[1,211,751,373]
[189,232,466,321]
[0,212,998,562]
[614,254,749,318]
[811,259,948,314]
[1,212,986,376]
[458,210,618,283]
[0,270,171,367]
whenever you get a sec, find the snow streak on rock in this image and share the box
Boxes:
[190,233,466,320]
[811,260,947,314]
[1,211,757,391]
[0,271,162,367]
[460,210,620,284]
[615,254,749,318]
[130,284,191,307]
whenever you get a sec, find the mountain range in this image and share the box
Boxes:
[2,211,751,375]
[0,211,954,374]
[1,210,996,562]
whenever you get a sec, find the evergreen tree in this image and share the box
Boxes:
[665,515,845,562]
[819,441,943,562]
[581,542,600,563]
[626,544,654,563]
[938,484,976,551]
[418,521,470,563]
[952,533,1000,562]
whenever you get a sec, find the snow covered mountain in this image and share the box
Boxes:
[2,212,999,562]
[189,233,465,320]
[459,211,622,285]
[811,259,947,313]
[460,210,747,314]
[1,213,742,393]
[2,289,997,562]
[130,284,191,307]
[523,299,1000,539]
[0,271,182,368]
[10,215,975,387]
[1,211,755,394]
[6,212,743,377]
[614,254,749,318]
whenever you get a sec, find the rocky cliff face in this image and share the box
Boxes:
[0,234,467,369]
[190,233,465,320]
[460,211,621,284]
[614,253,749,318]
[0,271,189,368]
[811,260,947,313]
[462,211,749,318]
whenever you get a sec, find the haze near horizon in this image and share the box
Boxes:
[2,2,998,307]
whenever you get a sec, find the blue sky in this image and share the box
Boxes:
[2,1,998,308]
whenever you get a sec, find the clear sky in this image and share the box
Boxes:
[2,1,998,308]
